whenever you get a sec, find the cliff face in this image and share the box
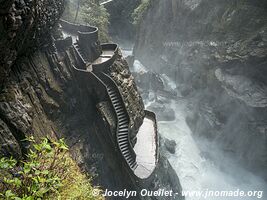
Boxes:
[134,0,267,178]
[0,0,64,85]
[0,1,183,198]
[104,0,141,42]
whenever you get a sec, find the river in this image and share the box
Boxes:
[129,53,266,200]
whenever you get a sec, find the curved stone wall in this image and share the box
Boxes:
[108,53,146,142]
[60,19,101,62]
[92,44,119,72]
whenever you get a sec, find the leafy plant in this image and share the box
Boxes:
[132,0,152,26]
[80,0,110,41]
[61,0,110,41]
[0,137,103,200]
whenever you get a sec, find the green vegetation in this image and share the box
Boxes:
[0,137,103,200]
[80,1,110,41]
[62,0,110,42]
[132,0,152,26]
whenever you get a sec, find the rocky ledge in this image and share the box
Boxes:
[0,1,184,198]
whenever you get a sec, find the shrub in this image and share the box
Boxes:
[80,0,110,42]
[0,137,103,200]
[132,0,152,26]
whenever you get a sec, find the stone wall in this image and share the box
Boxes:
[108,51,145,142]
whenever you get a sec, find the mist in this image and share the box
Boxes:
[62,0,267,198]
[125,54,267,200]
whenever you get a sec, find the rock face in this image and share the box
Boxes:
[215,68,267,108]
[0,0,65,86]
[164,139,177,154]
[0,1,184,198]
[108,55,146,140]
[134,0,267,178]
[104,0,141,42]
[0,39,184,199]
[0,119,22,158]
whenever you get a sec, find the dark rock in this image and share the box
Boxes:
[109,53,146,134]
[164,139,177,154]
[215,68,267,108]
[141,155,184,200]
[125,55,135,68]
[0,119,22,158]
[0,0,64,86]
[134,0,267,178]
[0,0,184,197]
[104,0,141,42]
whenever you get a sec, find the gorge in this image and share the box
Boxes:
[1,0,267,200]
[129,0,267,199]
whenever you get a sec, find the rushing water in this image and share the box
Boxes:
[132,58,266,200]
[120,46,266,200]
[156,99,266,200]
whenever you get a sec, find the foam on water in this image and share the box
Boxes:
[133,60,148,73]
[145,85,267,200]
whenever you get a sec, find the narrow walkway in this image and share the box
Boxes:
[60,19,159,178]
[74,42,89,63]
[97,73,138,170]
[100,0,113,6]
[92,50,114,65]
[73,42,116,71]
[98,73,158,179]
[134,114,158,179]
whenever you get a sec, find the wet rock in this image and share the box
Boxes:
[125,55,135,67]
[0,119,22,158]
[134,0,267,177]
[0,0,64,86]
[0,1,184,196]
[164,139,177,154]
[0,85,33,134]
[215,68,267,108]
[178,84,194,97]
[144,155,184,200]
[110,53,146,135]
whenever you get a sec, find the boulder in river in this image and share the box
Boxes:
[164,139,177,154]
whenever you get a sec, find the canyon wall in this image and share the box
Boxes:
[104,0,141,42]
[0,1,183,199]
[134,0,267,179]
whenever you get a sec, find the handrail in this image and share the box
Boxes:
[97,72,137,170]
[72,44,87,69]
[60,19,100,58]
[91,44,119,72]
[69,40,159,178]
[72,43,119,73]
[60,19,98,34]
[144,110,159,169]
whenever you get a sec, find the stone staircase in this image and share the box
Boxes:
[98,72,138,171]
[73,42,89,64]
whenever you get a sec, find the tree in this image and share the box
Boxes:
[80,0,110,41]
[74,0,81,22]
